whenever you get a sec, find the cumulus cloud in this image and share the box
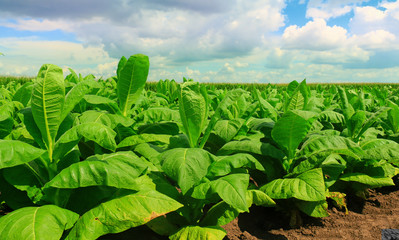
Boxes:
[0,38,115,76]
[350,3,399,35]
[1,0,399,83]
[282,19,348,50]
[305,0,365,20]
[0,0,286,64]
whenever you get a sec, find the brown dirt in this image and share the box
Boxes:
[223,186,399,240]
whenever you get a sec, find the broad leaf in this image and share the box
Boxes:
[255,89,278,122]
[217,140,284,160]
[31,64,65,159]
[61,79,100,122]
[66,190,183,240]
[246,189,276,207]
[53,122,117,160]
[299,135,361,159]
[200,89,246,148]
[118,133,172,148]
[192,174,249,212]
[0,205,79,240]
[361,139,399,164]
[0,140,45,169]
[160,148,213,194]
[117,54,150,116]
[272,110,314,159]
[207,153,265,178]
[260,168,326,201]
[212,119,244,143]
[12,82,33,107]
[169,226,226,240]
[45,152,148,189]
[296,200,329,217]
[339,173,394,188]
[200,201,240,226]
[179,82,209,148]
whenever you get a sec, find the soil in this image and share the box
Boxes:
[223,186,399,240]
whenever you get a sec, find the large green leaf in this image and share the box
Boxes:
[355,107,390,140]
[207,153,265,178]
[255,89,278,122]
[200,89,246,148]
[212,119,244,143]
[339,173,394,188]
[0,140,45,169]
[360,139,399,164]
[116,55,127,81]
[284,79,310,112]
[246,189,276,207]
[0,205,79,240]
[118,133,172,148]
[31,64,65,159]
[200,201,240,226]
[61,79,100,122]
[260,168,326,201]
[318,110,345,124]
[66,190,183,240]
[217,140,284,160]
[135,107,180,123]
[12,82,33,107]
[53,122,117,160]
[45,152,148,189]
[299,135,362,159]
[192,174,249,212]
[388,100,399,133]
[296,200,329,217]
[78,110,113,128]
[20,108,45,149]
[179,82,209,148]
[338,86,355,132]
[117,54,150,116]
[0,104,14,138]
[169,226,226,240]
[272,110,314,159]
[83,95,121,114]
[160,148,213,194]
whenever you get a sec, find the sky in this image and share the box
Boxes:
[0,0,399,83]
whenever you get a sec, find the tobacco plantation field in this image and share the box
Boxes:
[0,54,399,240]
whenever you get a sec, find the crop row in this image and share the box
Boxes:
[0,54,398,240]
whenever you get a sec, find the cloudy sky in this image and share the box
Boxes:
[0,0,398,83]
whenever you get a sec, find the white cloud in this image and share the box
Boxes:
[1,0,399,83]
[305,0,366,20]
[354,6,386,22]
[306,5,352,20]
[282,19,348,50]
[381,0,399,21]
[351,30,397,49]
[0,38,116,77]
[350,4,399,35]
[0,0,286,65]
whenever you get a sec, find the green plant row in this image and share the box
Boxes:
[0,54,398,240]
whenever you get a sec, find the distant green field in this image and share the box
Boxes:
[0,76,34,85]
[1,75,398,91]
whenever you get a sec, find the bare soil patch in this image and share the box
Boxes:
[223,186,399,240]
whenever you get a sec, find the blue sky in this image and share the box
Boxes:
[0,0,399,83]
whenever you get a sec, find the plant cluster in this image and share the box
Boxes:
[0,54,398,240]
